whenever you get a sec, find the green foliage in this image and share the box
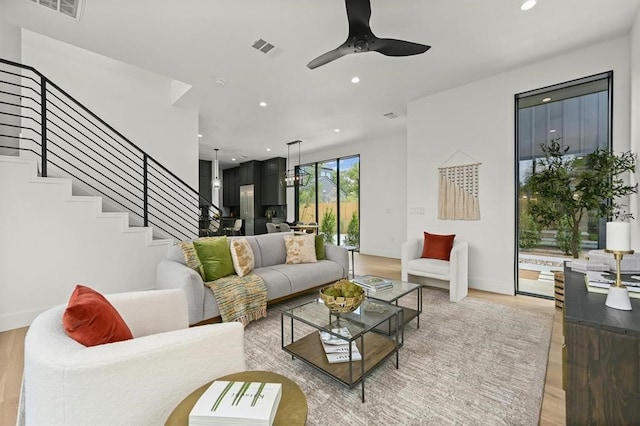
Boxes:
[320,208,337,244]
[555,215,578,256]
[518,211,540,250]
[339,162,360,202]
[344,211,360,247]
[525,139,637,258]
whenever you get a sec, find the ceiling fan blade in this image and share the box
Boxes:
[345,0,372,35]
[307,45,350,69]
[374,38,431,57]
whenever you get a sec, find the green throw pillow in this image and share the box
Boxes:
[315,235,326,260]
[193,237,235,281]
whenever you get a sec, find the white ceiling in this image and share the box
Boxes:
[1,0,639,169]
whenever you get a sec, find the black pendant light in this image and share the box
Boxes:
[281,140,310,187]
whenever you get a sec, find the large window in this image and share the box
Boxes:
[296,155,360,246]
[516,72,612,297]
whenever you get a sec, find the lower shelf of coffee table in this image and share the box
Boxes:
[373,307,419,335]
[283,330,397,387]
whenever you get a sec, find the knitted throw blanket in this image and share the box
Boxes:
[205,273,267,327]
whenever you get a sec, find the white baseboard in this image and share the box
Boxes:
[0,307,46,332]
[359,248,400,259]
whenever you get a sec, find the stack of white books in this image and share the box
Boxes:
[585,271,640,299]
[189,380,282,426]
[352,275,393,292]
[319,327,362,364]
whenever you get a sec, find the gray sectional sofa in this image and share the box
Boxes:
[156,232,349,325]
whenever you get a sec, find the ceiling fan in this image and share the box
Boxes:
[307,0,431,69]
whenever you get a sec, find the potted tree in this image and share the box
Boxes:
[524,139,637,258]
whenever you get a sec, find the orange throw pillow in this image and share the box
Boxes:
[421,232,455,261]
[63,285,133,347]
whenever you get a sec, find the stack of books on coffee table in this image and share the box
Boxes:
[189,380,282,426]
[319,327,362,364]
[353,275,393,292]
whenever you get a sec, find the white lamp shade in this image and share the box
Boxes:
[606,222,631,251]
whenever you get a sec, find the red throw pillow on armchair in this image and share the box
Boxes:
[63,285,133,347]
[421,232,456,261]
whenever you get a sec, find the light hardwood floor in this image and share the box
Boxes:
[0,253,564,425]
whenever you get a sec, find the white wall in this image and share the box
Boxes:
[0,21,21,62]
[630,8,640,248]
[293,132,407,258]
[0,22,22,154]
[0,157,171,331]
[20,30,199,187]
[407,36,631,295]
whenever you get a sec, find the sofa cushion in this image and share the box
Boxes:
[421,232,455,261]
[268,260,344,293]
[193,237,235,281]
[284,233,318,264]
[252,267,293,300]
[229,238,255,277]
[254,233,288,267]
[63,285,133,347]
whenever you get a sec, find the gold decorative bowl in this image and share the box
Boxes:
[319,279,365,313]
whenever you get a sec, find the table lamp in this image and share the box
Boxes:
[604,221,633,311]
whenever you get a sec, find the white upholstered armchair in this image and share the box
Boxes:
[18,289,246,425]
[401,238,469,302]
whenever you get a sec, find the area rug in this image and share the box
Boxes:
[243,288,553,425]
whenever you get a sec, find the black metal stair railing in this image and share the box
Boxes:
[0,57,221,241]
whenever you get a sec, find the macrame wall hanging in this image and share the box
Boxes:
[438,151,481,220]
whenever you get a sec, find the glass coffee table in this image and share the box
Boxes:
[281,298,403,402]
[359,278,422,337]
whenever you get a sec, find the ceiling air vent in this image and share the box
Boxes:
[384,112,399,119]
[29,0,83,20]
[252,39,276,55]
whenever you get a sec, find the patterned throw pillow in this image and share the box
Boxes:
[230,238,255,277]
[284,233,318,264]
[177,236,219,272]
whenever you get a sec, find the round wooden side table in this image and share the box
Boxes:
[164,370,308,426]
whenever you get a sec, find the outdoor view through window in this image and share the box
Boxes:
[516,72,612,297]
[297,155,360,247]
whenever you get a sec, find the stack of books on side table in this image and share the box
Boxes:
[584,271,640,299]
[189,380,282,426]
[352,275,392,292]
[319,327,362,364]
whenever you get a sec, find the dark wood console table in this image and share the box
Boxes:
[563,267,640,425]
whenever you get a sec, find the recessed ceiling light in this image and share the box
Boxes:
[259,101,268,107]
[520,0,537,11]
[198,134,203,138]
[231,158,236,161]
[542,97,551,102]
[334,128,341,133]
[266,148,271,151]
[550,129,556,133]
[351,76,360,84]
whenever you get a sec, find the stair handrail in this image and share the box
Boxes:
[0,57,221,240]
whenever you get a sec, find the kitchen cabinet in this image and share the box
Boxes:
[563,267,640,425]
[222,167,239,207]
[239,160,261,185]
[261,157,286,206]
